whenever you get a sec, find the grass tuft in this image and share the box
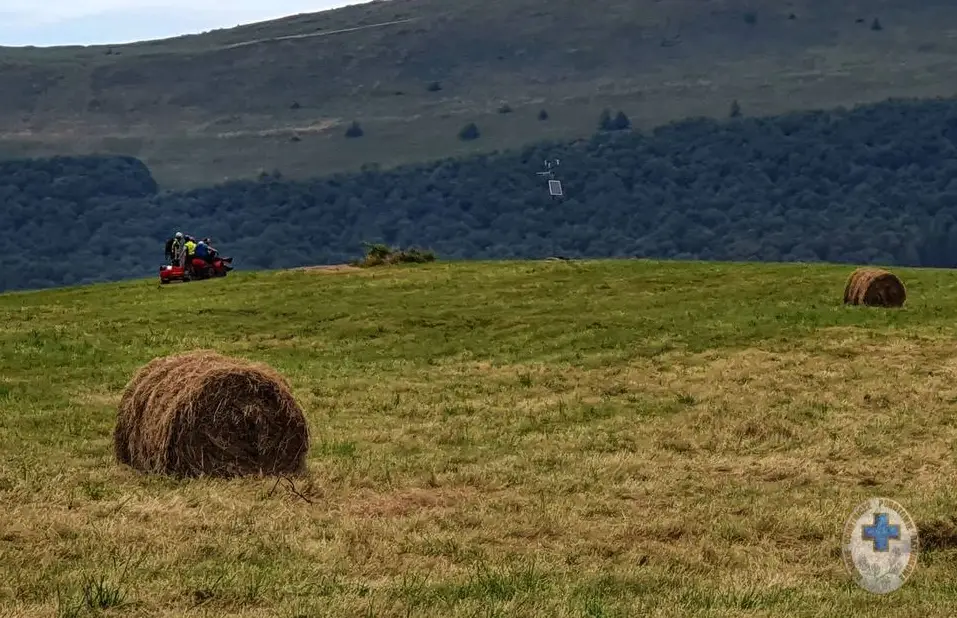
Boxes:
[352,242,437,267]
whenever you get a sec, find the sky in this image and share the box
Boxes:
[0,1,362,46]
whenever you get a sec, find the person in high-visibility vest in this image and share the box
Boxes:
[181,236,197,271]
[165,231,184,265]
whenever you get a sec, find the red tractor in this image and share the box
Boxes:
[160,255,233,284]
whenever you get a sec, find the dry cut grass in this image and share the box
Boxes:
[1,259,957,617]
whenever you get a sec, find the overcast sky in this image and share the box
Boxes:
[0,1,362,46]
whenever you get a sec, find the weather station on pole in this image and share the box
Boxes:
[536,159,564,200]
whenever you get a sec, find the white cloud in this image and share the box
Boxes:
[0,1,363,46]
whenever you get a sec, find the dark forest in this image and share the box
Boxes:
[4,97,957,291]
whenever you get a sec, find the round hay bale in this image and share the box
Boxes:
[114,350,310,478]
[843,269,864,304]
[843,267,876,304]
[843,267,906,308]
[114,350,226,467]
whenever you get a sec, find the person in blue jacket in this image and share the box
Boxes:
[194,238,210,262]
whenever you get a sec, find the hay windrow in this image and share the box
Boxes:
[843,267,906,308]
[114,350,309,478]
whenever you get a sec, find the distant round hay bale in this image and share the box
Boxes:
[843,268,874,304]
[843,267,906,307]
[114,350,309,478]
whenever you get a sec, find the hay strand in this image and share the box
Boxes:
[843,267,906,307]
[114,350,309,478]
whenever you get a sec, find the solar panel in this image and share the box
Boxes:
[548,180,563,196]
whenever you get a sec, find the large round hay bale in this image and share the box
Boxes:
[114,350,310,478]
[843,267,906,308]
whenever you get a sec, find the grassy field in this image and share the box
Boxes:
[3,259,957,617]
[2,0,957,188]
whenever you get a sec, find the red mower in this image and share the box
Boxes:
[160,256,234,284]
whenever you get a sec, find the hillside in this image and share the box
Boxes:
[2,260,957,616]
[6,96,957,292]
[1,0,956,188]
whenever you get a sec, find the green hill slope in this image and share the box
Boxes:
[2,259,957,616]
[1,0,955,188]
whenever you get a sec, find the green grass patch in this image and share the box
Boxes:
[2,258,957,615]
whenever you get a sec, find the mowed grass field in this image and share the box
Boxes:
[3,259,957,617]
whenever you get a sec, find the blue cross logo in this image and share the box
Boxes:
[862,512,900,552]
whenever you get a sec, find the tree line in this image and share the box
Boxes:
[4,96,957,291]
